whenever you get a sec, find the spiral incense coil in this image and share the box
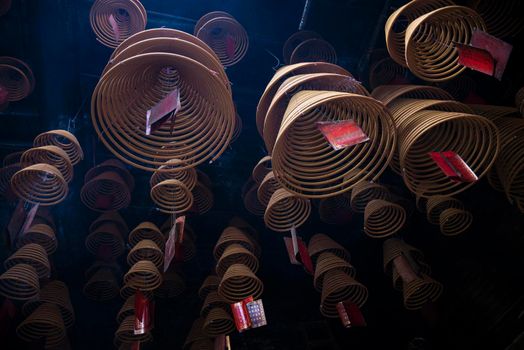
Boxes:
[84,267,119,301]
[404,6,486,82]
[115,315,153,344]
[371,85,452,107]
[124,260,163,291]
[127,239,164,269]
[350,181,390,213]
[398,110,499,197]
[425,195,463,224]
[243,182,265,216]
[198,275,221,300]
[178,235,197,262]
[214,226,260,260]
[150,158,197,190]
[11,163,68,205]
[252,156,272,184]
[216,243,259,277]
[194,11,248,67]
[391,260,432,291]
[5,243,50,279]
[155,270,186,298]
[129,222,165,249]
[117,295,135,324]
[272,90,396,199]
[470,0,524,38]
[3,150,23,166]
[403,274,443,310]
[85,222,125,258]
[151,179,194,214]
[0,263,39,301]
[469,104,521,122]
[81,171,131,212]
[257,171,281,207]
[364,199,406,238]
[382,238,425,273]
[439,208,473,236]
[320,269,368,318]
[184,318,208,347]
[308,233,350,263]
[21,146,74,183]
[318,194,352,225]
[17,223,57,255]
[23,281,75,329]
[203,307,235,336]
[314,252,356,292]
[218,263,264,303]
[201,291,228,317]
[85,159,134,191]
[33,130,83,166]
[0,58,35,101]
[191,181,214,215]
[0,163,21,198]
[264,188,311,232]
[384,0,454,67]
[283,31,322,64]
[256,62,352,136]
[17,303,66,348]
[516,87,524,115]
[290,38,337,64]
[89,0,146,48]
[90,211,128,235]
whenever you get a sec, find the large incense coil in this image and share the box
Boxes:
[117,295,135,324]
[439,208,473,236]
[0,163,21,198]
[516,87,524,115]
[23,281,75,329]
[89,211,128,235]
[0,57,35,101]
[308,233,350,263]
[263,73,369,153]
[216,243,259,277]
[403,274,443,310]
[89,0,146,48]
[21,146,74,183]
[17,303,66,348]
[198,275,221,300]
[256,62,351,136]
[84,267,119,301]
[283,31,322,64]
[318,194,352,225]
[384,0,454,67]
[85,159,134,190]
[425,195,464,224]
[404,6,486,82]
[11,163,68,205]
[124,260,163,291]
[184,318,208,347]
[115,315,153,344]
[371,84,452,107]
[201,291,228,317]
[17,223,57,255]
[398,110,499,197]
[382,238,425,274]
[0,263,39,301]
[314,252,356,292]
[151,179,194,214]
[213,226,260,260]
[289,38,337,64]
[368,57,409,89]
[470,0,524,39]
[203,307,235,336]
[320,269,368,318]
[218,263,264,303]
[243,182,265,216]
[81,171,131,212]
[194,11,248,67]
[5,243,50,279]
[127,239,163,269]
[150,158,197,189]
[85,222,125,258]
[264,188,311,232]
[257,171,281,207]
[155,270,186,298]
[350,181,390,213]
[129,222,165,249]
[191,181,214,215]
[33,130,84,166]
[364,199,406,238]
[272,90,397,199]
[252,156,272,184]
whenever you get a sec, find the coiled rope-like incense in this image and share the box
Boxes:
[129,222,165,249]
[0,263,40,301]
[17,303,66,348]
[11,163,68,206]
[17,223,57,255]
[213,226,260,260]
[308,233,351,263]
[218,263,263,303]
[127,239,164,269]
[203,307,235,336]
[364,199,406,238]
[314,252,356,292]
[320,269,368,318]
[252,156,272,185]
[0,56,35,101]
[216,243,259,277]
[290,38,337,64]
[318,194,352,225]
[114,315,153,344]
[150,179,194,214]
[85,222,125,258]
[264,188,311,232]
[23,281,75,329]
[21,146,74,183]
[84,267,119,301]
[350,181,390,213]
[283,31,322,64]
[5,243,50,279]
[33,130,83,166]
[124,260,163,291]
[81,171,131,212]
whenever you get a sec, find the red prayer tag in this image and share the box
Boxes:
[317,120,369,150]
[470,30,512,80]
[246,299,267,328]
[283,237,301,265]
[146,87,180,135]
[134,291,152,335]
[231,299,251,332]
[456,44,494,76]
[297,239,314,275]
[337,301,366,328]
[430,151,478,183]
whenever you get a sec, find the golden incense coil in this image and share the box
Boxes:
[350,181,390,213]
[114,315,153,344]
[425,195,464,224]
[252,156,272,184]
[213,226,260,260]
[33,130,83,166]
[201,291,228,317]
[264,188,311,232]
[203,307,235,336]
[283,31,322,64]
[243,181,265,216]
[320,269,368,318]
[127,239,164,269]
[129,222,165,249]
[0,57,35,101]
[23,280,75,328]
[403,274,443,310]
[257,171,281,207]
[5,243,50,279]
[216,243,259,277]
[290,38,337,64]
[308,233,350,263]
[369,57,409,89]
[364,199,406,238]
[198,275,221,300]
[11,163,68,205]
[371,84,452,107]
[17,303,66,348]
[150,179,194,214]
[0,263,39,301]
[191,181,214,215]
[17,223,57,255]
[155,270,186,298]
[85,222,125,258]
[439,208,473,236]
[150,158,197,190]
[470,0,524,39]
[81,171,131,212]
[116,295,135,324]
[84,267,119,301]
[124,260,163,291]
[314,252,356,292]
[218,263,264,303]
[21,146,73,183]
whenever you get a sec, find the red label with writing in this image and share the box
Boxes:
[231,296,253,332]
[297,239,314,275]
[456,44,495,76]
[317,120,369,150]
[430,151,478,183]
[336,301,366,328]
[146,87,180,135]
[134,291,152,335]
[470,30,512,80]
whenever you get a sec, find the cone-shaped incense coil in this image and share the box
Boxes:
[17,303,66,348]
[308,233,350,263]
[21,146,74,183]
[201,291,228,317]
[0,263,39,301]
[84,267,119,301]
[371,84,452,107]
[264,188,311,232]
[213,226,259,260]
[350,181,390,213]
[124,260,163,291]
[243,182,265,216]
[425,196,464,224]
[0,163,21,199]
[5,243,50,279]
[119,283,153,300]
[403,274,443,310]
[127,239,164,269]
[216,243,259,277]
[17,223,57,255]
[81,171,131,212]
[314,252,356,292]
[218,263,264,303]
[369,57,408,89]
[382,238,425,274]
[439,208,473,236]
[117,295,135,324]
[129,222,165,249]
[198,275,220,300]
[203,307,235,336]
[252,156,272,184]
[0,57,34,102]
[33,129,83,166]
[257,171,281,207]
[150,159,197,190]
[155,270,186,298]
[184,317,207,347]
[320,269,368,318]
[191,181,214,215]
[85,222,125,258]
[364,199,406,238]
[23,281,75,328]
[11,163,68,205]
[282,30,322,64]
[89,211,128,235]
[471,0,524,39]
[114,315,153,344]
[151,179,194,214]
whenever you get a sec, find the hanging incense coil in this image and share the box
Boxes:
[468,104,520,122]
[89,0,146,48]
[371,85,452,107]
[81,171,131,212]
[314,252,356,292]
[403,274,443,310]
[264,188,311,232]
[191,181,214,215]
[85,222,125,258]
[151,179,194,214]
[155,270,186,298]
[272,90,396,198]
[201,291,228,317]
[84,267,119,301]
[17,303,66,348]
[383,238,426,274]
[257,171,281,207]
[115,315,153,344]
[216,243,259,277]
[320,269,368,318]
[369,57,409,89]
[23,281,75,328]
[129,222,165,249]
[194,11,248,67]
[470,0,524,39]
[0,263,39,301]
[290,38,337,64]
[0,57,35,101]
[308,233,350,263]
[439,208,473,236]
[218,263,264,303]
[11,163,68,205]
[5,243,50,279]
[150,158,197,190]
[252,156,272,184]
[364,199,406,238]
[203,307,235,336]
[0,163,21,199]
[350,181,390,213]
[425,196,464,224]
[124,260,163,291]
[184,318,208,348]
[199,275,221,299]
[90,211,128,235]
[283,31,322,64]
[391,259,432,291]
[17,223,57,255]
[243,182,265,216]
[117,295,135,324]
[21,146,74,183]
[318,194,352,225]
[33,130,83,166]
[214,226,260,260]
[127,239,164,269]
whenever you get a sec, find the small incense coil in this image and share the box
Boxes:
[350,181,390,213]
[320,269,368,318]
[114,315,153,344]
[283,31,322,64]
[21,146,74,183]
[0,263,39,301]
[151,179,194,214]
[16,303,66,348]
[124,260,163,291]
[127,239,164,269]
[203,307,235,336]
[364,199,406,238]
[371,85,452,107]
[83,267,119,301]
[404,6,486,82]
[23,281,75,328]
[252,156,272,184]
[5,243,50,279]
[150,158,197,190]
[85,222,125,258]
[191,181,214,215]
[198,275,221,300]
[90,211,128,235]
[218,263,264,303]
[201,291,228,317]
[243,182,265,216]
[0,58,34,101]
[216,243,259,277]
[129,222,165,249]
[425,196,464,225]
[214,226,260,260]
[403,274,443,310]
[439,208,473,236]
[290,38,337,64]
[308,233,350,263]
[368,57,409,89]
[85,159,134,191]
[272,90,396,198]
[382,238,425,274]
[116,295,135,324]
[33,130,83,166]
[179,235,197,262]
[516,87,524,115]
[264,188,311,232]
[257,171,281,207]
[17,223,57,255]
[470,0,524,39]
[0,163,21,198]
[184,318,208,348]
[89,0,146,48]
[194,11,248,67]
[81,171,131,212]
[155,270,185,298]
[11,163,68,205]
[314,252,356,292]
[318,194,352,225]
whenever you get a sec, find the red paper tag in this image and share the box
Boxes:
[146,87,180,135]
[246,299,267,328]
[336,301,366,328]
[20,203,39,236]
[134,291,152,335]
[94,195,114,210]
[283,237,301,265]
[226,34,236,59]
[0,85,8,105]
[317,120,369,150]
[297,240,314,275]
[429,151,478,183]
[470,30,512,80]
[164,221,177,272]
[456,44,495,77]
[108,14,120,42]
[231,297,253,332]
[284,228,314,274]
[214,335,226,350]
